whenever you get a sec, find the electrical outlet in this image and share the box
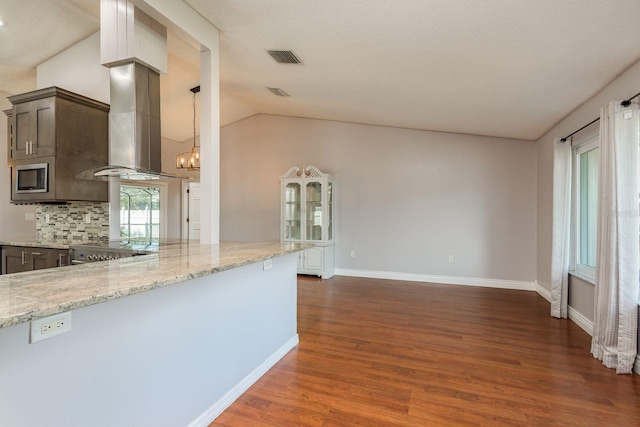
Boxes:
[448,255,454,263]
[85,213,91,224]
[30,312,72,343]
[263,259,273,270]
[45,214,50,224]
[350,250,356,258]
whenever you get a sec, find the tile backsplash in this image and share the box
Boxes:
[36,203,109,242]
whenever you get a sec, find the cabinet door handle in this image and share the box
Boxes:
[59,253,65,267]
[30,140,33,155]
[31,252,43,255]
[21,250,25,265]
[25,142,29,155]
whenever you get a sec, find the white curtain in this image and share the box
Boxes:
[591,100,639,374]
[551,137,572,318]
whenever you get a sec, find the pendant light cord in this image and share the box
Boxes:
[191,86,200,149]
[193,89,196,148]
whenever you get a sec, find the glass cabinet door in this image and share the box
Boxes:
[284,183,301,240]
[306,181,323,241]
[328,182,333,241]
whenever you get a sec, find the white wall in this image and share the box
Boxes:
[37,32,109,104]
[0,93,36,238]
[221,114,537,282]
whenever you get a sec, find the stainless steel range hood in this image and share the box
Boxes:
[77,61,186,181]
[77,0,187,181]
[78,62,184,181]
[104,61,162,177]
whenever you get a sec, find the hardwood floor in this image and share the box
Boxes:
[212,276,640,426]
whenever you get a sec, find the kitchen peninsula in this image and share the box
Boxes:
[0,240,303,427]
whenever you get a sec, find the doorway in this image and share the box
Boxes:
[182,181,201,241]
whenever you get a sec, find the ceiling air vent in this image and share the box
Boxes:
[267,50,302,64]
[267,87,290,97]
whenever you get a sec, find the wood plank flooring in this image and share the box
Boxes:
[212,276,640,426]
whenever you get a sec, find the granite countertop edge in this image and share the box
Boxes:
[0,241,306,329]
[0,238,76,249]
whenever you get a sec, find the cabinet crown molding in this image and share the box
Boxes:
[280,165,330,180]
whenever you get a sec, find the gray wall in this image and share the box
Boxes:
[221,114,537,282]
[536,59,640,325]
[537,59,640,291]
[568,276,595,321]
[0,253,298,426]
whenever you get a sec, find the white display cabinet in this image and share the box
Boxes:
[280,166,335,279]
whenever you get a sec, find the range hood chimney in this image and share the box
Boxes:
[78,0,186,181]
[90,60,185,180]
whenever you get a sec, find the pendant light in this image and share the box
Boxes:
[176,85,200,171]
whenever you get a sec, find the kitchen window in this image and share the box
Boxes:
[571,128,599,283]
[120,183,167,242]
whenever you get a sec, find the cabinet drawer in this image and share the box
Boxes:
[1,246,70,274]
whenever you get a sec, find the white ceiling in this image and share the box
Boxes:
[1,0,640,142]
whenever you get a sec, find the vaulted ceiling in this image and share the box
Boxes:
[1,0,639,142]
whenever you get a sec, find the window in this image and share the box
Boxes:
[120,183,166,242]
[577,145,599,268]
[571,128,599,282]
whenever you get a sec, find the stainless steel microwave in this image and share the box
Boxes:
[15,163,48,193]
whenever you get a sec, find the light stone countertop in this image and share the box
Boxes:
[0,241,305,329]
[0,237,80,249]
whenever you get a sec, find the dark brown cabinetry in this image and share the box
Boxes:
[9,97,55,160]
[1,246,70,275]
[5,87,109,204]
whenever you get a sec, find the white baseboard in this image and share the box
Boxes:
[568,306,593,336]
[533,283,594,336]
[187,334,299,427]
[334,268,536,291]
[535,282,552,302]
